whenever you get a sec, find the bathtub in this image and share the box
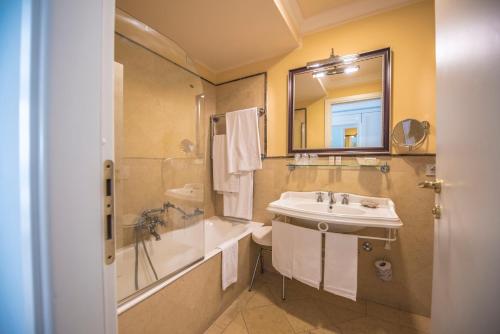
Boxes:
[116,216,262,314]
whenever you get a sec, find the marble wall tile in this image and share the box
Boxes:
[118,235,257,334]
[215,74,266,114]
[252,156,435,317]
[211,74,434,317]
[114,35,216,247]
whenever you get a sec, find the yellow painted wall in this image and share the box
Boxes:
[327,81,382,99]
[305,98,325,147]
[293,109,306,148]
[219,1,436,156]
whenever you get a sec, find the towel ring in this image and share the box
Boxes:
[317,222,329,232]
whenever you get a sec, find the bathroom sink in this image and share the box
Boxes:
[165,183,204,204]
[293,202,366,216]
[267,191,402,232]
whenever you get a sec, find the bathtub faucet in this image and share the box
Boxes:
[149,215,165,241]
[149,227,161,241]
[138,208,166,241]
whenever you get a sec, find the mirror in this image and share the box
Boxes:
[288,48,391,154]
[392,119,429,150]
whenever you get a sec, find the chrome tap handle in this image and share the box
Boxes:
[157,216,166,227]
[328,191,336,204]
[341,193,349,205]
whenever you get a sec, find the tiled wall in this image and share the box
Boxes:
[118,70,434,333]
[115,32,263,334]
[212,74,267,216]
[114,34,216,248]
[212,74,434,317]
[118,235,257,334]
[255,157,435,317]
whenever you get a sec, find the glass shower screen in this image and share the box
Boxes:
[113,29,207,303]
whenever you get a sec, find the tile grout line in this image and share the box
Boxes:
[218,299,243,333]
[239,310,250,334]
[213,273,429,334]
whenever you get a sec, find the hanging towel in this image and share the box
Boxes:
[218,238,238,290]
[271,220,293,279]
[223,172,253,220]
[225,108,262,173]
[324,232,359,301]
[212,135,239,193]
[292,224,322,289]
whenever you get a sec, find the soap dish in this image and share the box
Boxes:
[361,200,379,208]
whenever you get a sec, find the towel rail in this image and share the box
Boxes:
[211,107,265,122]
[210,107,266,158]
[274,215,398,244]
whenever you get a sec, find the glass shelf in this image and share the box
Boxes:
[287,162,390,173]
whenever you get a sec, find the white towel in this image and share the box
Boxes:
[292,224,322,289]
[218,238,238,290]
[212,135,239,193]
[324,232,358,301]
[225,108,262,173]
[271,220,293,279]
[223,172,253,220]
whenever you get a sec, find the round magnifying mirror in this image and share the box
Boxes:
[392,119,429,149]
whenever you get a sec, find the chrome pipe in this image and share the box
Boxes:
[249,250,261,292]
[282,275,286,300]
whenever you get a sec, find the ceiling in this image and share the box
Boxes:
[281,0,422,35]
[295,74,326,108]
[296,0,354,19]
[116,0,300,73]
[116,0,422,75]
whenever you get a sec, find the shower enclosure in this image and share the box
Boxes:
[113,12,209,302]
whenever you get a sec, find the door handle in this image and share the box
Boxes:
[417,180,442,193]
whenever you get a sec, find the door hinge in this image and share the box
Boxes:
[432,204,442,219]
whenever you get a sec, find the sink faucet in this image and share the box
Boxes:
[341,193,349,205]
[328,191,336,205]
[316,192,324,202]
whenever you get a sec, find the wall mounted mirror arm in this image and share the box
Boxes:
[392,119,430,151]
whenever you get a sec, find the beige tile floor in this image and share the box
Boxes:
[204,272,430,334]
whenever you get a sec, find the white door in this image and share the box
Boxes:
[432,1,500,333]
[41,1,117,333]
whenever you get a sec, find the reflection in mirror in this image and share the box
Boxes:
[293,108,307,148]
[289,48,390,154]
[392,119,429,150]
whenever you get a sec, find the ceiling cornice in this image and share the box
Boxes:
[280,0,424,36]
[272,0,302,44]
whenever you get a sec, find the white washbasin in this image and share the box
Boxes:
[164,183,204,204]
[293,202,366,216]
[267,191,402,232]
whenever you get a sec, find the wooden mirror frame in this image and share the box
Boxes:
[287,47,391,155]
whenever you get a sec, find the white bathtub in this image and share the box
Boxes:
[116,216,262,314]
